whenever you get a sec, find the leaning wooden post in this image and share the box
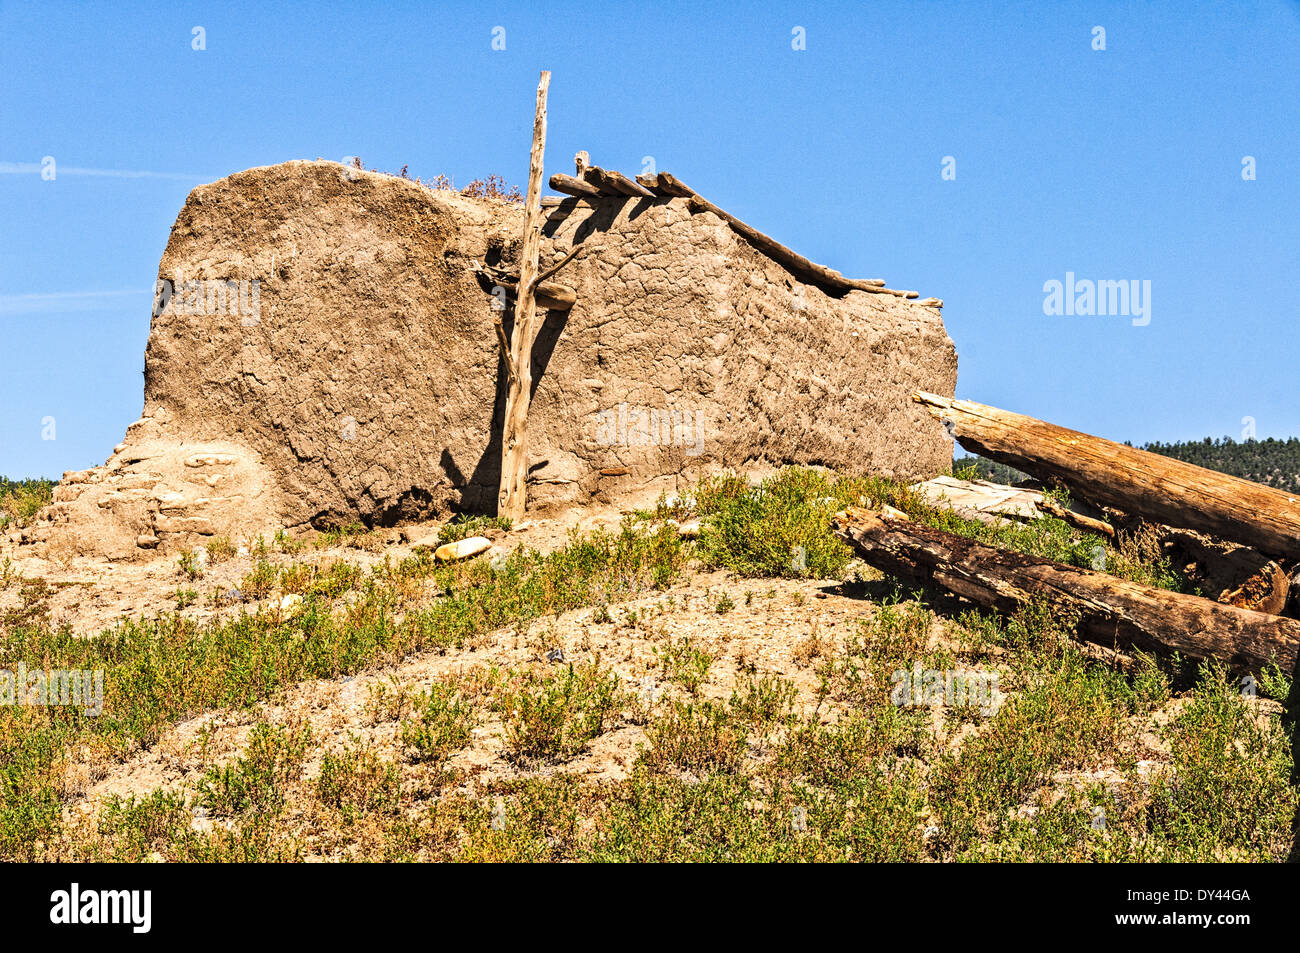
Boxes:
[497,70,550,522]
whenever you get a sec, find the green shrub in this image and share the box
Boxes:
[400,683,478,764]
[197,722,311,818]
[498,663,621,761]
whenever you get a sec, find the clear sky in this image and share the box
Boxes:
[2,0,1297,479]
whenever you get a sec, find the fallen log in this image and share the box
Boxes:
[832,505,1300,674]
[914,392,1300,561]
[548,173,603,199]
[1037,496,1116,539]
[685,193,918,298]
[1163,528,1291,616]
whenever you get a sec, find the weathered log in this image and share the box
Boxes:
[833,506,1300,674]
[541,195,598,209]
[657,172,696,197]
[603,169,655,197]
[548,173,603,200]
[1162,528,1291,615]
[580,167,620,195]
[635,171,695,197]
[915,392,1300,562]
[1038,496,1116,539]
[685,193,918,298]
[582,165,653,197]
[487,277,577,312]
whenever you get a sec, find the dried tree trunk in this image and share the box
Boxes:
[915,392,1300,561]
[833,506,1300,674]
[497,71,550,522]
[1037,496,1115,539]
[1163,529,1291,616]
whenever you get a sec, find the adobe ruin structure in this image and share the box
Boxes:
[14,158,957,560]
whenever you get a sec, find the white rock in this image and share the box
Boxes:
[434,536,492,562]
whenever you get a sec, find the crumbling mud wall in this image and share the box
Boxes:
[21,160,957,560]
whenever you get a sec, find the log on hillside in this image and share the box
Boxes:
[685,193,917,298]
[1162,528,1291,616]
[1037,496,1116,539]
[832,505,1300,675]
[915,392,1300,562]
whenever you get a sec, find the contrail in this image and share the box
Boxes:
[0,289,153,314]
[0,162,211,180]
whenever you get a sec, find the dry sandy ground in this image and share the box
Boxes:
[1,479,893,832]
[6,481,1284,860]
[0,482,685,635]
[59,570,873,823]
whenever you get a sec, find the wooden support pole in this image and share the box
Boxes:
[833,506,1300,675]
[914,392,1300,561]
[497,70,550,522]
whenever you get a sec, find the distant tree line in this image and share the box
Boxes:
[1138,436,1300,494]
[0,476,55,530]
[951,455,1029,485]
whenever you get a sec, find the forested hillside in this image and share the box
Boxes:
[1139,437,1300,494]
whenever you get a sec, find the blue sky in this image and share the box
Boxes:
[1,0,1297,479]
